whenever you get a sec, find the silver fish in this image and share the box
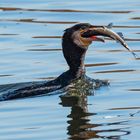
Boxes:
[91,27,137,58]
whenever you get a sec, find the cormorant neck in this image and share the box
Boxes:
[62,32,87,78]
[69,52,86,78]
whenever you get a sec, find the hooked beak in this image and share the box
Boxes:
[81,25,137,58]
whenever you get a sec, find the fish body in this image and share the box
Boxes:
[82,26,137,58]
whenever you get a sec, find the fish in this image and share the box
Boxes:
[82,26,138,58]
[94,27,137,58]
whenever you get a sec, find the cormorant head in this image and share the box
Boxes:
[63,23,105,50]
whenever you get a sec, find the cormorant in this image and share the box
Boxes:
[0,23,135,101]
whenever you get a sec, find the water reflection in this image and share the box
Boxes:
[60,93,130,139]
[60,94,99,139]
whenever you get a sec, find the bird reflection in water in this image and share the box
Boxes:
[60,78,130,140]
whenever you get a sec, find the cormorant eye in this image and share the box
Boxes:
[81,26,87,30]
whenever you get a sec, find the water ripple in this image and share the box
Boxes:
[85,62,118,67]
[0,7,133,14]
[95,69,136,74]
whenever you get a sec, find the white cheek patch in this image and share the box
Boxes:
[71,31,92,48]
[72,31,85,47]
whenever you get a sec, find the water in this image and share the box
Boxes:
[0,0,140,139]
